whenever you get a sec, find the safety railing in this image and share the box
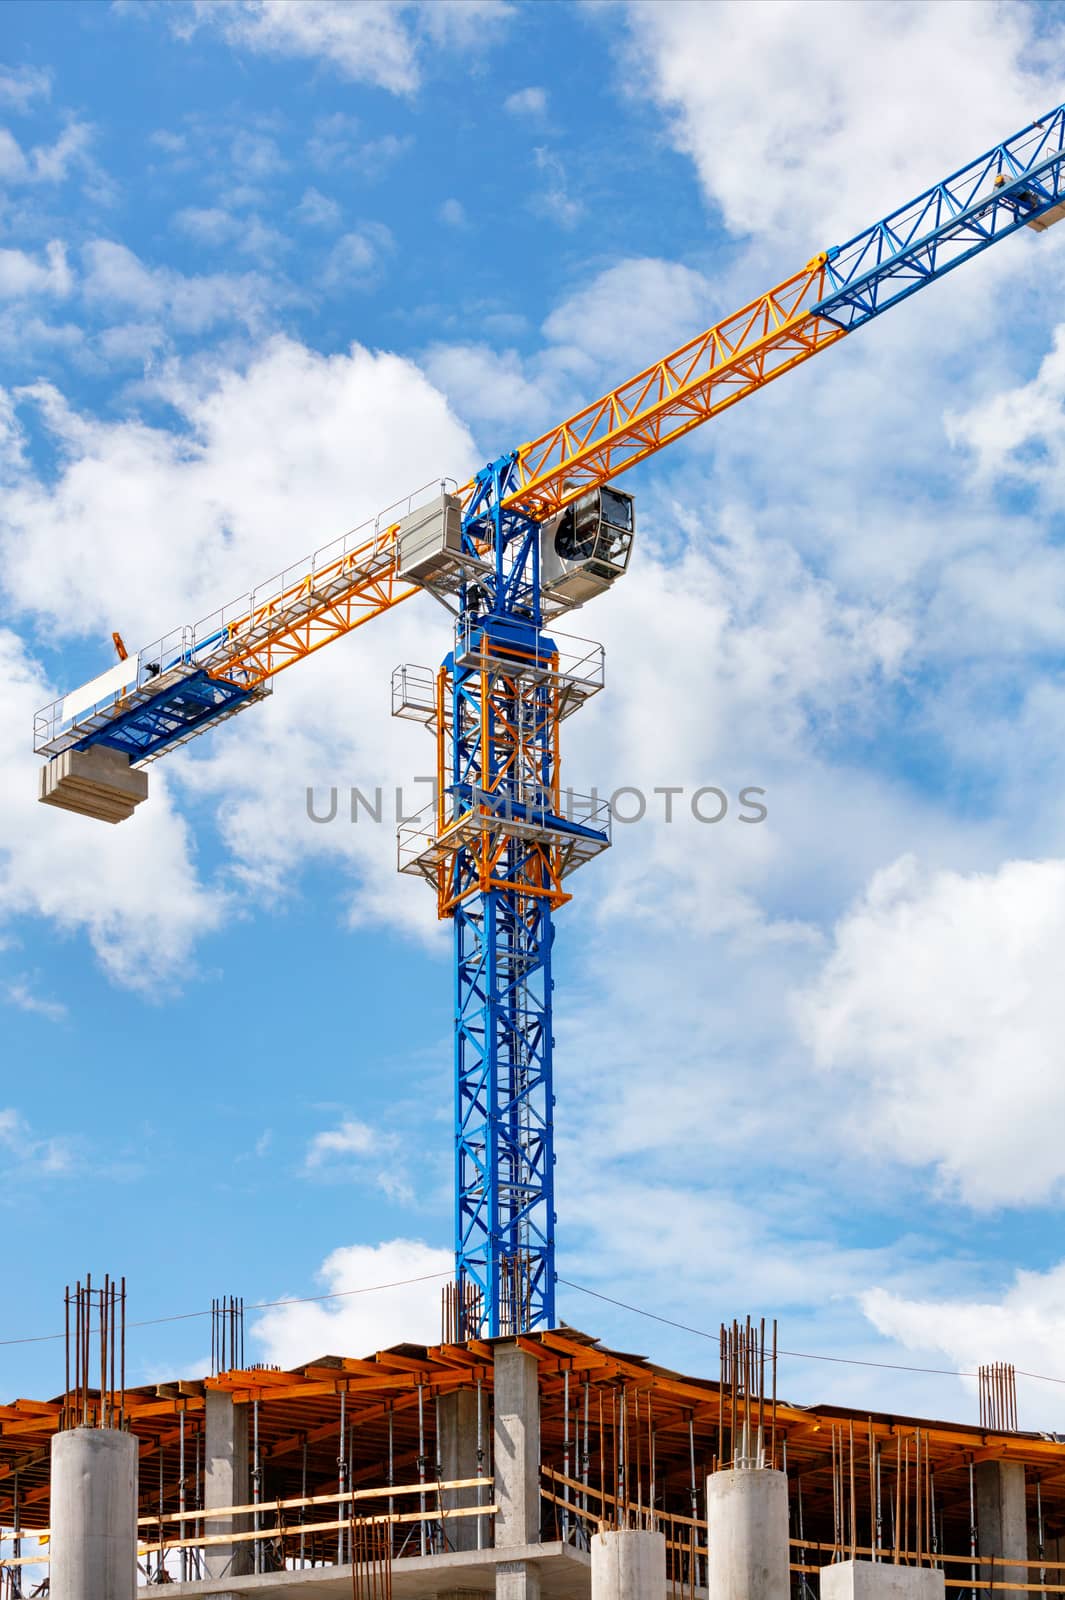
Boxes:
[33,477,454,757]
[0,1474,495,1588]
[454,618,605,704]
[541,1467,1065,1600]
[397,786,613,878]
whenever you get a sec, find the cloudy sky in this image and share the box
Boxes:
[3,0,1065,1426]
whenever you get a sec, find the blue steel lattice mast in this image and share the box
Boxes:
[394,455,624,1336]
[451,457,561,1337]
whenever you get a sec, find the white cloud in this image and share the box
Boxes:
[230,127,285,179]
[304,1116,415,1203]
[947,322,1065,506]
[862,1264,1065,1430]
[437,197,466,229]
[320,223,393,290]
[172,206,288,258]
[531,146,582,229]
[304,114,412,179]
[172,206,237,245]
[798,856,1065,1209]
[251,1239,452,1366]
[504,85,547,117]
[188,0,511,96]
[150,128,186,154]
[0,120,92,185]
[0,1107,80,1180]
[624,0,1064,248]
[4,979,66,1022]
[0,65,51,111]
[542,257,717,380]
[306,1117,378,1166]
[0,241,72,300]
[81,239,285,333]
[295,186,341,229]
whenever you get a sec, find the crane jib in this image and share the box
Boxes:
[34,98,1065,789]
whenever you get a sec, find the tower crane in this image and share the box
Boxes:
[33,104,1065,1339]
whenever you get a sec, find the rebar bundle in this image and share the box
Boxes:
[718,1317,778,1470]
[63,1274,125,1430]
[978,1363,1018,1432]
[211,1295,245,1375]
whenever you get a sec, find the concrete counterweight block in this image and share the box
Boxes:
[49,1426,138,1600]
[820,1560,946,1600]
[707,1468,790,1600]
[39,746,148,824]
[592,1528,667,1600]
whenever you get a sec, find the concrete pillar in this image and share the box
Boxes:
[440,1388,485,1552]
[592,1528,666,1600]
[821,1561,945,1600]
[976,1460,1027,1585]
[204,1389,252,1580]
[497,1559,542,1600]
[494,1343,540,1547]
[494,1344,541,1600]
[707,1467,790,1600]
[49,1426,137,1600]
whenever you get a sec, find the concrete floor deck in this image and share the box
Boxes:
[162,1539,591,1600]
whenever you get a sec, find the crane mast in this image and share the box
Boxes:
[31,100,1065,1339]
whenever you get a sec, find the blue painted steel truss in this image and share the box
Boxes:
[447,455,577,1337]
[77,670,253,762]
[815,104,1065,328]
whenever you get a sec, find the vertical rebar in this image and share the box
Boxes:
[770,1320,778,1469]
[253,1396,262,1575]
[562,1369,570,1542]
[300,1438,307,1569]
[179,1410,187,1582]
[969,1458,977,1600]
[582,1379,590,1534]
[157,1443,165,1582]
[388,1404,395,1557]
[338,1386,347,1567]
[417,1384,426,1558]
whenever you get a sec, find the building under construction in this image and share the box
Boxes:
[1,1287,1062,1600]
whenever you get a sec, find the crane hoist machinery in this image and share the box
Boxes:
[33,104,1065,1338]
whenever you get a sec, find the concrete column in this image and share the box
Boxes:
[707,1467,790,1600]
[49,1426,137,1600]
[494,1343,540,1547]
[821,1561,945,1600]
[439,1388,485,1552]
[497,1558,542,1600]
[976,1460,1027,1585]
[494,1344,541,1600]
[204,1389,252,1581]
[592,1528,666,1600]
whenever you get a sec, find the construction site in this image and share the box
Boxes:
[7,48,1065,1600]
[2,1286,1065,1600]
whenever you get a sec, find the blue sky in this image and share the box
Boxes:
[3,0,1065,1426]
